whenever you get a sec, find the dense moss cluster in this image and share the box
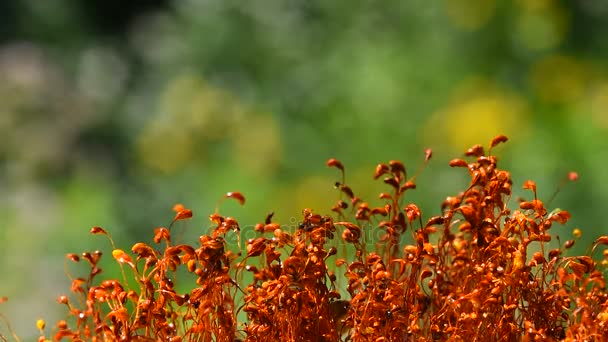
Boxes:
[9,136,608,342]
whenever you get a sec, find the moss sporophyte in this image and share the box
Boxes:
[4,135,608,341]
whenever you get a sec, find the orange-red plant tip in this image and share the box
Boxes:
[173,203,186,212]
[56,295,68,305]
[225,191,246,205]
[111,248,123,259]
[90,226,107,235]
[465,144,484,157]
[568,171,579,181]
[326,158,344,171]
[374,163,390,179]
[424,148,432,161]
[449,158,468,168]
[173,208,193,221]
[490,134,508,148]
[56,320,67,329]
[111,248,134,266]
[522,180,537,192]
[597,236,608,246]
[389,160,406,175]
[36,319,46,331]
[66,253,80,262]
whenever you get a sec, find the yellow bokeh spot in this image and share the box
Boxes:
[530,55,588,104]
[231,114,283,178]
[423,77,529,153]
[274,175,335,225]
[158,74,246,141]
[444,0,496,31]
[515,0,555,12]
[513,3,569,51]
[136,73,251,173]
[294,176,334,213]
[572,228,582,238]
[136,122,196,173]
[589,82,608,130]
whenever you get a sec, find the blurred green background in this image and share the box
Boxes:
[1,0,607,338]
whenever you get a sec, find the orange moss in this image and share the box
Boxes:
[25,135,608,341]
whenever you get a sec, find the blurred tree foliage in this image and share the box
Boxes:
[1,0,607,338]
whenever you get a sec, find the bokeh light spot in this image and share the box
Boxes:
[529,55,588,104]
[137,123,196,174]
[424,78,529,152]
[231,114,283,179]
[444,0,496,31]
[588,82,608,130]
[513,3,568,51]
